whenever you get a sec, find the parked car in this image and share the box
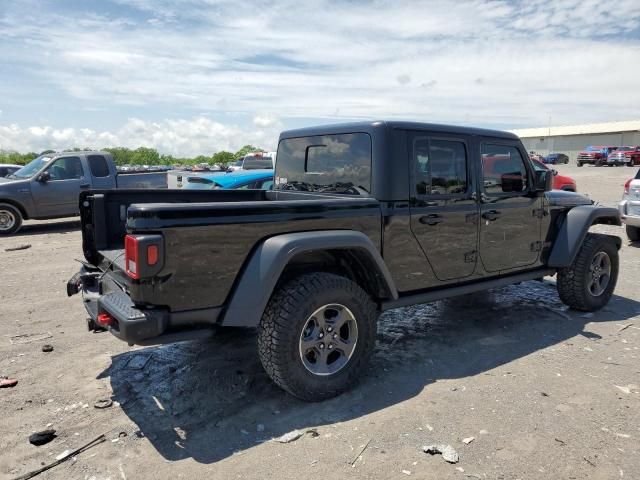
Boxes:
[607,146,640,167]
[227,152,276,171]
[531,159,576,191]
[619,168,640,241]
[544,153,569,165]
[0,164,22,178]
[577,146,618,167]
[68,121,622,402]
[0,151,167,234]
[183,169,274,190]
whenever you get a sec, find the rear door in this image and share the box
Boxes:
[478,141,542,272]
[31,155,88,217]
[409,133,479,282]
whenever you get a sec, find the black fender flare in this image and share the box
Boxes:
[547,205,621,268]
[221,230,398,327]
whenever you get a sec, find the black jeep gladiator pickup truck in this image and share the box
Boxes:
[68,121,621,401]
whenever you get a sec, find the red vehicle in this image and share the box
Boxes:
[607,146,640,167]
[576,145,619,167]
[531,159,576,191]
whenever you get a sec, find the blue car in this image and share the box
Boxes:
[183,169,274,190]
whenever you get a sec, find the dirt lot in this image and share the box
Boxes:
[1,164,639,480]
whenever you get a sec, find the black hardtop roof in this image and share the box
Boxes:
[279,120,519,140]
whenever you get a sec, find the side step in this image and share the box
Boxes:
[381,268,556,311]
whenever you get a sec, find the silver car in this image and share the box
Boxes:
[619,168,640,241]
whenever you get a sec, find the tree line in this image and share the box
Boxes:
[0,145,264,167]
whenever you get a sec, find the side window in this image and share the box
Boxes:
[47,157,83,180]
[88,155,110,177]
[481,145,528,194]
[414,138,468,195]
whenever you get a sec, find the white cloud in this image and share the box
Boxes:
[0,0,639,135]
[0,117,280,156]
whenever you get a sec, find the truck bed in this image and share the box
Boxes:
[80,188,382,312]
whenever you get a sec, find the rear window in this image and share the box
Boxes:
[88,155,110,177]
[275,133,371,194]
[243,157,273,170]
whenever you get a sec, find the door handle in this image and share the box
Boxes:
[80,183,90,189]
[419,214,444,225]
[482,210,501,221]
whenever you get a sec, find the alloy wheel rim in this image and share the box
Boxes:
[299,304,358,376]
[0,210,16,231]
[588,251,611,297]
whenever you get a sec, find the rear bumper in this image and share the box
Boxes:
[68,266,221,345]
[619,199,640,227]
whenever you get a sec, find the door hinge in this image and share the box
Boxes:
[532,208,546,219]
[530,241,543,252]
[464,250,477,263]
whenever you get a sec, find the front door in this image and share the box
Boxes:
[31,156,87,217]
[409,134,479,282]
[478,142,542,273]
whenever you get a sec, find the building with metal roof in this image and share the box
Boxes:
[510,120,640,162]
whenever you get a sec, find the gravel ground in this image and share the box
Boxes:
[1,164,638,480]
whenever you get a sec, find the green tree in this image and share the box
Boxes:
[233,145,263,160]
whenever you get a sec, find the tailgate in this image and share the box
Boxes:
[79,188,267,266]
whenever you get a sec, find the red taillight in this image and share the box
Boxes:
[624,178,632,194]
[125,234,139,279]
[97,313,115,327]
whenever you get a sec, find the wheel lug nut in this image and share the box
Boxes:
[333,333,337,339]
[319,332,324,338]
[319,343,325,349]
[327,327,333,332]
[328,344,333,350]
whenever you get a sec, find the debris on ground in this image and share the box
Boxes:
[28,430,56,446]
[9,332,53,345]
[274,430,304,443]
[1,377,19,388]
[41,345,54,353]
[5,244,31,252]
[423,444,459,463]
[94,398,113,409]
[14,433,106,480]
[55,449,71,460]
[349,439,371,467]
[617,323,634,333]
[462,436,475,445]
[401,469,412,475]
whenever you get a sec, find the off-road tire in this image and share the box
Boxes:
[626,225,640,242]
[577,162,583,167]
[557,233,618,311]
[0,203,23,235]
[258,272,378,402]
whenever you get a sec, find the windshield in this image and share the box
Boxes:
[616,147,632,151]
[10,156,52,178]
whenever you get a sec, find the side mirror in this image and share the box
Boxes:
[37,171,51,183]
[534,169,553,192]
[501,173,524,192]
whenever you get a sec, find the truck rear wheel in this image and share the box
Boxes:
[556,233,618,311]
[258,272,378,401]
[0,203,22,235]
[627,225,640,242]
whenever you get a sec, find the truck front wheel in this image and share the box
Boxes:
[627,225,640,242]
[556,233,619,311]
[0,203,23,235]
[258,272,378,401]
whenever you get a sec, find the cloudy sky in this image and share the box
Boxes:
[1,0,640,156]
